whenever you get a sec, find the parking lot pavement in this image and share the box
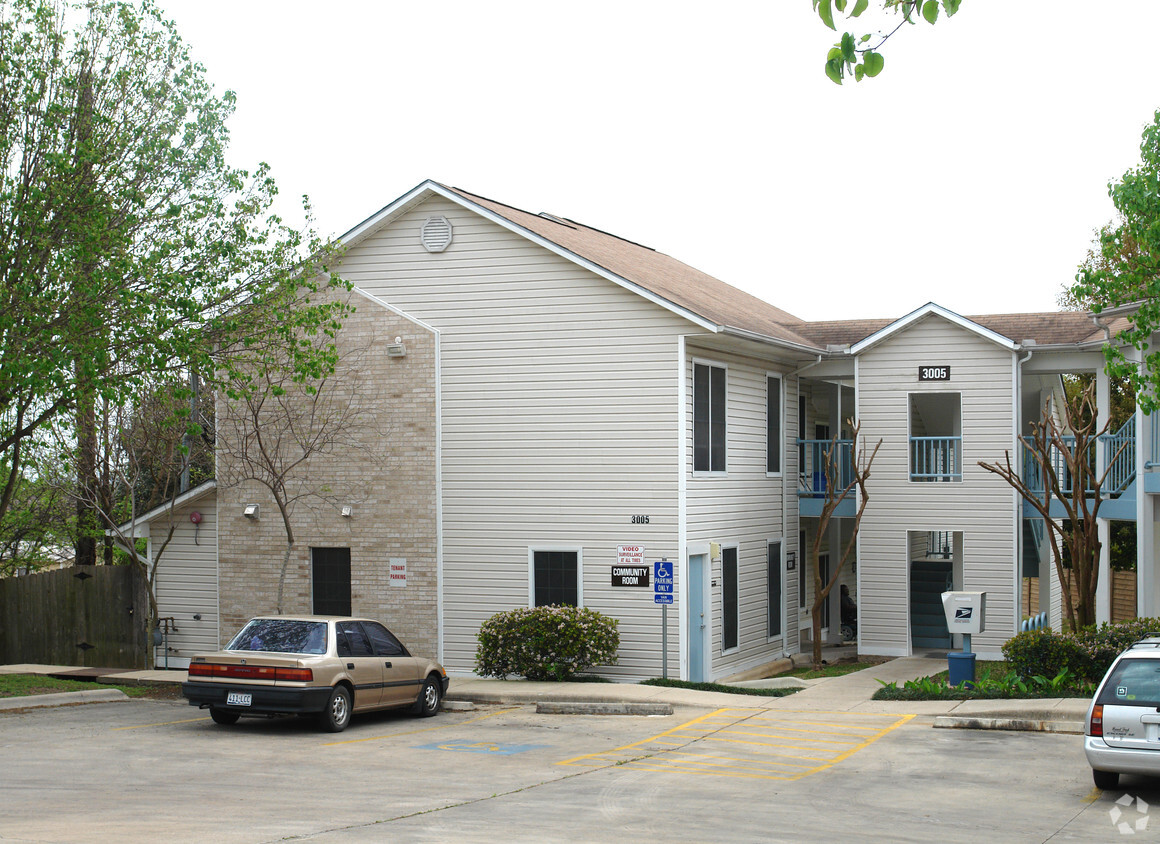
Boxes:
[1,695,1150,843]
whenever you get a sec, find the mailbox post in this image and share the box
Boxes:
[941,591,986,687]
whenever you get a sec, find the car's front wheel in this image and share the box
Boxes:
[209,707,240,725]
[411,675,442,717]
[1093,769,1120,790]
[320,686,352,732]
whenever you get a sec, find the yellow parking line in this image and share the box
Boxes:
[557,708,915,780]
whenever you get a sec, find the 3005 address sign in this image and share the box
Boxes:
[918,366,950,381]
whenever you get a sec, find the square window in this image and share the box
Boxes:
[533,550,578,607]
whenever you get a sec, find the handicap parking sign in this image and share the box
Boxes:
[654,561,674,597]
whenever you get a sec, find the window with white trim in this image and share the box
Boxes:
[767,375,783,474]
[694,362,726,473]
[532,550,579,607]
[768,541,783,637]
[722,546,739,651]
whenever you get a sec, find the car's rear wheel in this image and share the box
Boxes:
[411,675,442,717]
[320,686,352,732]
[209,707,240,725]
[1093,769,1120,790]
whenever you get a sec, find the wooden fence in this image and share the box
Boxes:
[1022,570,1137,624]
[0,565,149,669]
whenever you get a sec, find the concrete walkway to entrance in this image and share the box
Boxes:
[0,656,1092,732]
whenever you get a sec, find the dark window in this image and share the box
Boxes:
[534,550,578,607]
[767,376,782,473]
[768,542,782,637]
[799,531,807,609]
[819,554,830,628]
[1097,658,1160,707]
[694,363,726,472]
[336,621,374,657]
[226,619,327,654]
[364,621,405,656]
[798,395,807,473]
[312,547,351,616]
[723,546,738,651]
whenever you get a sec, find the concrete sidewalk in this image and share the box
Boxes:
[0,658,1092,732]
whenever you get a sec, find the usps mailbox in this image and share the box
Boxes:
[941,591,986,635]
[941,591,986,687]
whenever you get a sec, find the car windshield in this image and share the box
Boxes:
[1097,657,1160,707]
[226,619,327,655]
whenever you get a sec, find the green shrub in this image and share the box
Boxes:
[1002,617,1160,684]
[475,605,620,681]
[1001,629,1092,681]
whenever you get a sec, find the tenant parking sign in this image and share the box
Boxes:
[654,560,674,604]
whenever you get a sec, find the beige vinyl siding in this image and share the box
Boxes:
[856,317,1017,657]
[338,196,695,679]
[151,494,218,669]
[685,349,796,679]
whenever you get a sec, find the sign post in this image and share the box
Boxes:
[654,560,674,679]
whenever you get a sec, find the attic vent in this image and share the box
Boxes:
[420,216,453,253]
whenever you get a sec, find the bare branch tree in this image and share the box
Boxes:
[215,311,382,614]
[807,419,882,669]
[978,382,1123,631]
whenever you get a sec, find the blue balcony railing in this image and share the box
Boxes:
[910,436,961,482]
[797,439,854,497]
[1021,416,1136,496]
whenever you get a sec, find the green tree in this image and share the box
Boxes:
[1073,109,1160,412]
[813,0,962,84]
[0,0,347,556]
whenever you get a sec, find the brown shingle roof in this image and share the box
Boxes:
[443,185,823,350]
[792,310,1125,349]
[433,184,1125,354]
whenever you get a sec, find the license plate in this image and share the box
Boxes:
[226,692,252,706]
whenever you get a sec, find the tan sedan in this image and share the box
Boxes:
[182,616,448,732]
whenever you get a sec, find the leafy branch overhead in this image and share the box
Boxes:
[813,0,961,84]
[1072,108,1160,412]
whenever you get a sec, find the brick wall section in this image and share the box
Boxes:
[217,287,439,657]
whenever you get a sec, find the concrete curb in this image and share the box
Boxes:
[0,689,128,711]
[933,715,1084,734]
[535,701,674,716]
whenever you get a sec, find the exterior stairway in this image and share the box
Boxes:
[910,559,952,649]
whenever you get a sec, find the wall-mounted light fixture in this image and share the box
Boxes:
[341,505,353,518]
[243,504,259,520]
[386,336,407,358]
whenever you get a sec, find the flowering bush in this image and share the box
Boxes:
[475,605,620,680]
[1003,617,1160,683]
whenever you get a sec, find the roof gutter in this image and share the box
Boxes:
[719,325,831,358]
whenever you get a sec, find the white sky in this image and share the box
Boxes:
[157,1,1160,322]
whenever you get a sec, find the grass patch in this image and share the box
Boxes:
[640,678,799,697]
[871,660,1095,701]
[784,660,885,680]
[0,673,182,700]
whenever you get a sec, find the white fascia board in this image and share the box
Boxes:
[849,302,1018,355]
[112,479,217,534]
[719,325,831,357]
[338,180,438,247]
[340,180,721,335]
[350,286,439,334]
[1021,346,1109,374]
